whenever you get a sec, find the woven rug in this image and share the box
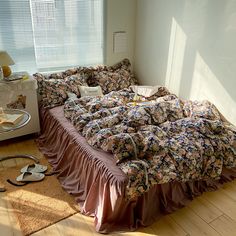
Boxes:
[0,159,80,236]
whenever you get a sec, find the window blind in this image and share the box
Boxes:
[0,0,104,73]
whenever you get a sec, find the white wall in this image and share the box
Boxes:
[135,0,236,125]
[105,0,136,67]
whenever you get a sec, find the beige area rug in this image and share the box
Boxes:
[0,159,80,236]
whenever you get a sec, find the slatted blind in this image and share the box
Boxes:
[0,0,104,73]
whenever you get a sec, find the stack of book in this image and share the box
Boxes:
[4,72,29,82]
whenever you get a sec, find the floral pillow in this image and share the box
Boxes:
[34,58,137,108]
[34,73,87,108]
[92,59,138,94]
[40,67,92,81]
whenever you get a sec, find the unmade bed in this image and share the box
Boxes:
[34,59,236,233]
[37,105,236,233]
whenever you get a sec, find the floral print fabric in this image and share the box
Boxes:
[34,72,87,108]
[34,59,138,108]
[64,87,236,199]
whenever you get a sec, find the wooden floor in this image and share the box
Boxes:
[1,137,236,236]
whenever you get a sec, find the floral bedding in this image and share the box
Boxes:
[63,87,236,199]
[34,59,137,108]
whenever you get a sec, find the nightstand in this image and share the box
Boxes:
[0,108,40,192]
[0,76,40,141]
[0,108,39,161]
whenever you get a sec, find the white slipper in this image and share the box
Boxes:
[20,164,48,173]
[16,172,45,182]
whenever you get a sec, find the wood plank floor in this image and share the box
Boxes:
[1,137,236,236]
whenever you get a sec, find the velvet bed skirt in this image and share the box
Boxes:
[37,106,236,233]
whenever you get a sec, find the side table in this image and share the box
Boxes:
[0,109,39,163]
[0,76,40,141]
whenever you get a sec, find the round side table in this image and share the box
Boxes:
[0,109,39,163]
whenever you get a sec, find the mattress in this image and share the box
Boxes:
[37,105,236,233]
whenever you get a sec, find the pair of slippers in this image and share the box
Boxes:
[16,164,48,182]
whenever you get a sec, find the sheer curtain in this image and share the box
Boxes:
[0,0,104,73]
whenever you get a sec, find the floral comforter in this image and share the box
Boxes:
[64,87,236,199]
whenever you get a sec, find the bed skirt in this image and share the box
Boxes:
[37,106,236,233]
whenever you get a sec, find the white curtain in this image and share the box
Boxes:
[0,0,104,73]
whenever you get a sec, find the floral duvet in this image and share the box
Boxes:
[64,87,236,199]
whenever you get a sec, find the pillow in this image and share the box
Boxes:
[67,92,78,99]
[92,59,138,94]
[37,78,68,108]
[131,85,161,97]
[79,86,103,97]
[34,59,137,107]
[34,73,87,108]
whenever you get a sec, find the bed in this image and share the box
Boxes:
[35,59,236,233]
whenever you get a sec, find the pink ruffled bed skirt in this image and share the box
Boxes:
[37,106,236,233]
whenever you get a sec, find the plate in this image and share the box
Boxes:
[0,109,31,133]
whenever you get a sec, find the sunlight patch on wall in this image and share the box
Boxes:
[165,17,187,96]
[190,52,236,125]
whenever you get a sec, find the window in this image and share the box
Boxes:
[0,0,104,73]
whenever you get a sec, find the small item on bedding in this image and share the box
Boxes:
[133,86,139,105]
[79,85,104,97]
[130,85,162,98]
[20,163,48,173]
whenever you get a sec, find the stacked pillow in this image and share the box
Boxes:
[34,72,88,108]
[34,58,138,108]
[91,58,138,94]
